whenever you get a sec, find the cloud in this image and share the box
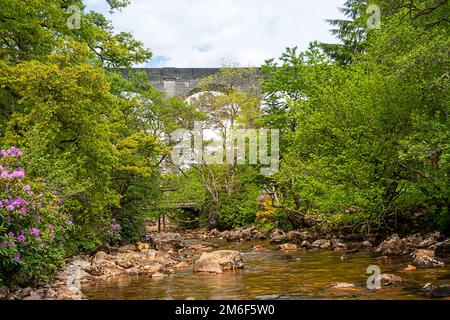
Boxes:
[85,0,347,67]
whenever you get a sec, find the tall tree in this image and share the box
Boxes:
[319,0,368,65]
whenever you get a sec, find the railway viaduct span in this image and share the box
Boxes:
[131,67,259,97]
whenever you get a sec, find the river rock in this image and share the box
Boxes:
[253,245,265,252]
[189,242,218,252]
[269,229,287,244]
[115,250,148,268]
[174,262,189,268]
[84,265,105,277]
[300,240,310,248]
[44,288,58,299]
[148,232,184,251]
[135,242,150,252]
[193,250,244,274]
[154,251,177,266]
[152,272,166,278]
[403,233,423,246]
[350,240,373,253]
[189,244,208,252]
[331,239,347,251]
[85,246,176,278]
[255,230,270,240]
[401,265,417,272]
[422,283,450,298]
[225,227,256,242]
[208,229,221,238]
[92,251,109,265]
[278,243,298,251]
[103,261,127,276]
[329,283,357,289]
[0,285,8,299]
[375,234,409,256]
[341,253,353,261]
[118,244,136,253]
[434,239,450,258]
[14,287,33,299]
[23,289,45,300]
[428,231,441,240]
[50,285,84,300]
[285,231,303,242]
[140,262,163,274]
[311,239,332,249]
[418,232,441,249]
[361,240,373,249]
[379,274,402,286]
[115,257,134,269]
[411,249,444,268]
[21,255,93,300]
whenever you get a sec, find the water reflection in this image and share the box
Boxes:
[82,241,450,300]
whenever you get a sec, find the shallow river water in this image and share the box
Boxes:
[82,240,450,300]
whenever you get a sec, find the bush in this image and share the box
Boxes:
[0,147,74,286]
[213,191,259,230]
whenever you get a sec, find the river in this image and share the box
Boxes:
[82,239,450,300]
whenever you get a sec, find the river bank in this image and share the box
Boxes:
[1,226,450,300]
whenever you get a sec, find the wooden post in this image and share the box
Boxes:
[158,216,161,232]
[163,213,166,232]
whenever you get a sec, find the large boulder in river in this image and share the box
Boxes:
[148,232,183,251]
[193,250,244,274]
[411,250,444,268]
[85,247,176,278]
[375,234,409,256]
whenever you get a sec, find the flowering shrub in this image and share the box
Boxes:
[0,147,73,285]
[256,194,277,230]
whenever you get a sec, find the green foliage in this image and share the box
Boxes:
[0,0,163,280]
[0,58,121,221]
[1,0,448,288]
[0,0,151,66]
[318,0,368,65]
[166,164,261,230]
[212,176,260,230]
[261,1,449,233]
[0,148,74,286]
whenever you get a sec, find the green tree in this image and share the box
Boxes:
[319,0,368,65]
[261,2,449,233]
[0,0,154,249]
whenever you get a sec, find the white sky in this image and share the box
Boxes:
[85,0,347,67]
